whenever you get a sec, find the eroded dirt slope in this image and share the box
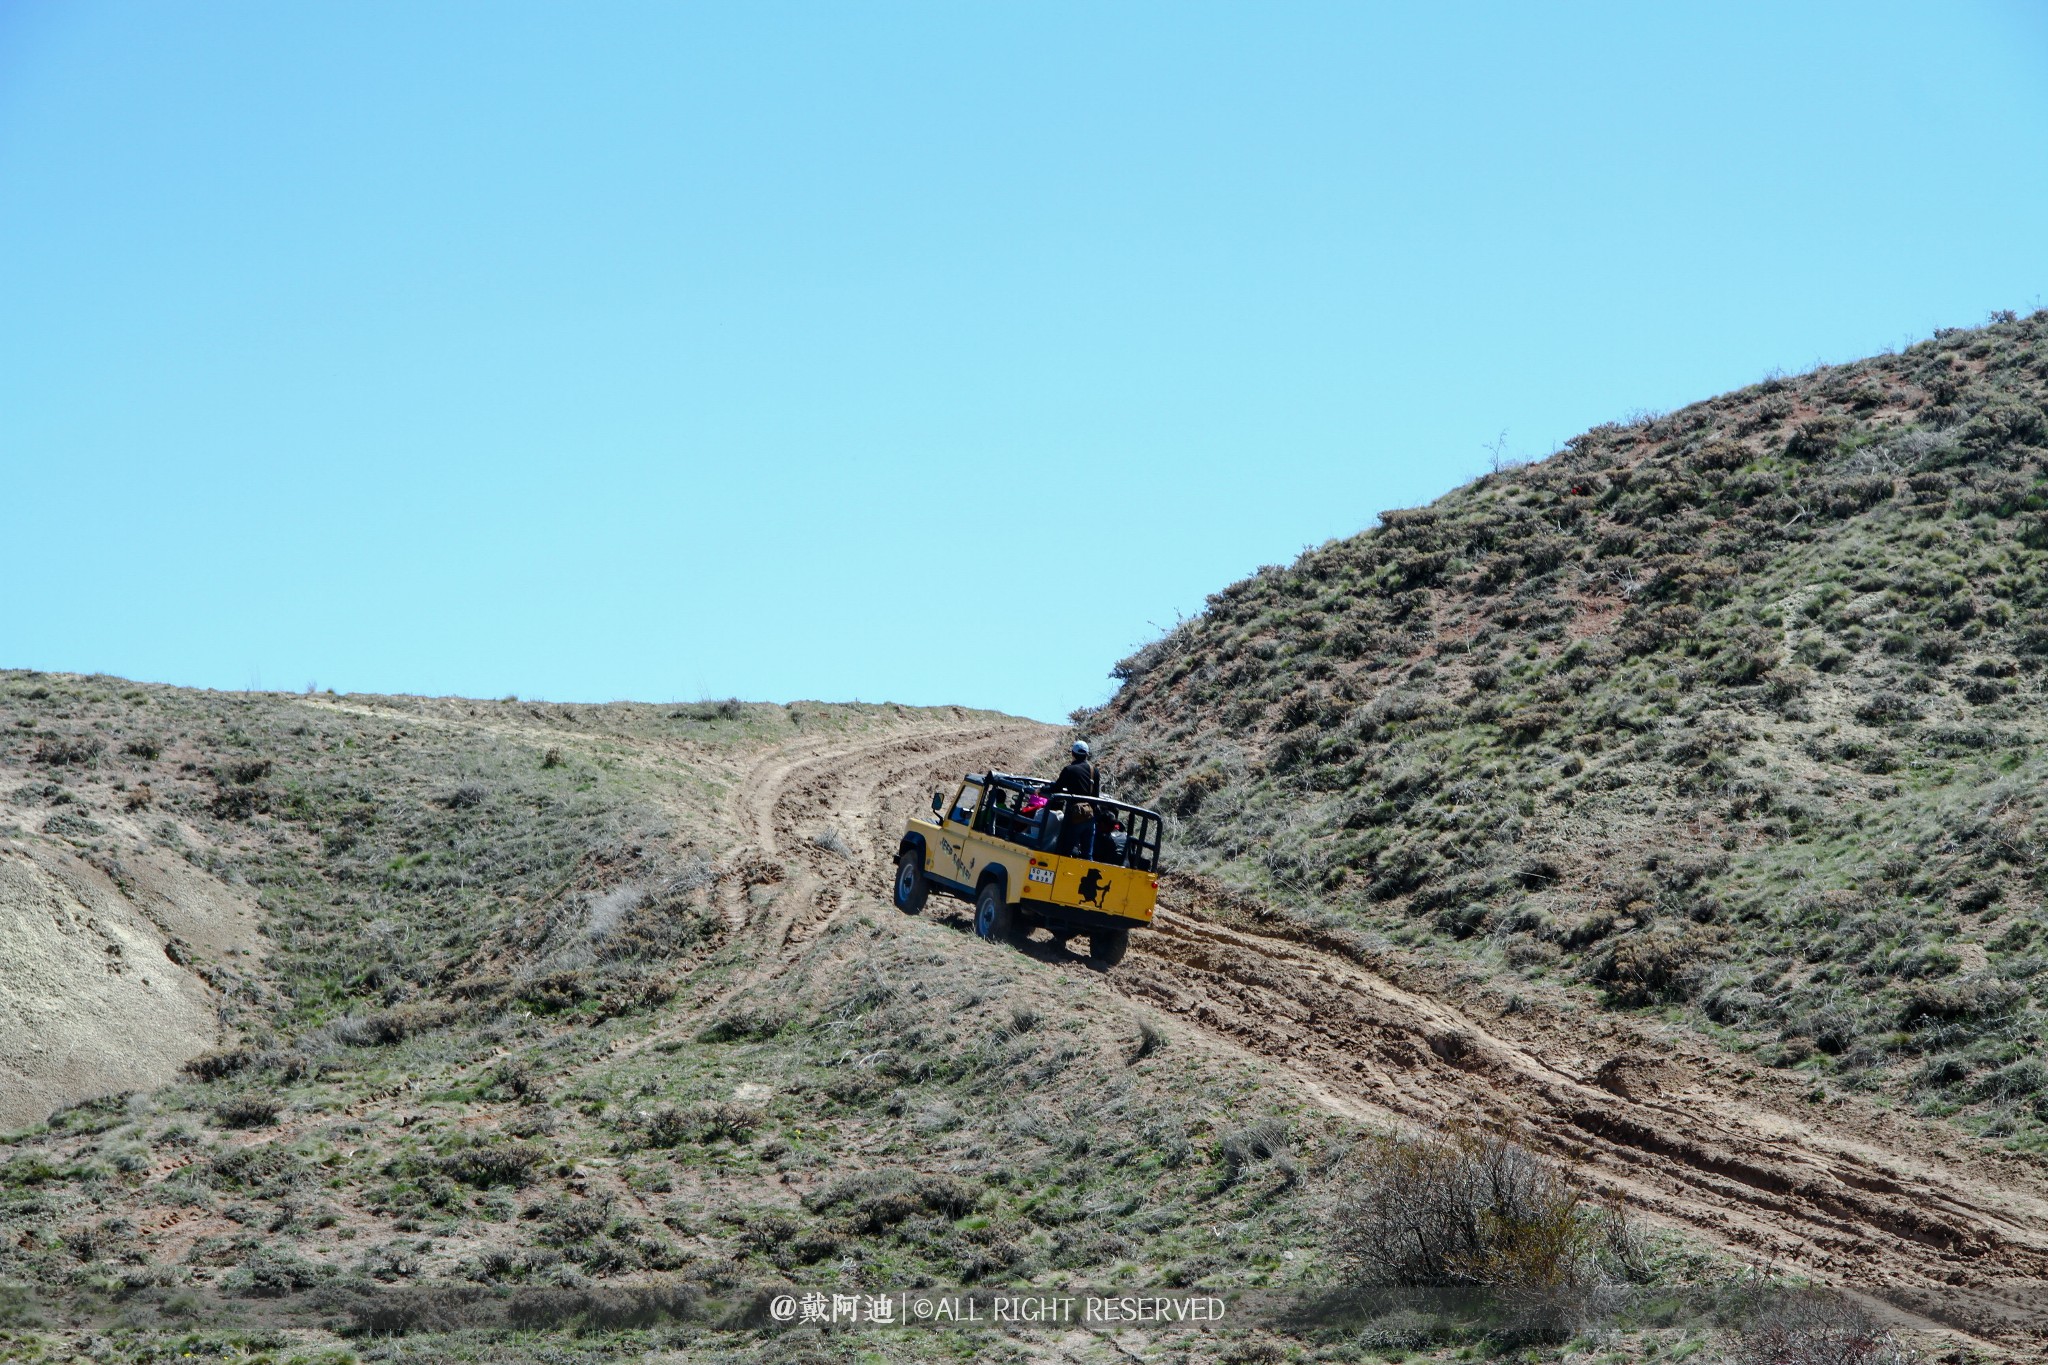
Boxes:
[0,828,263,1131]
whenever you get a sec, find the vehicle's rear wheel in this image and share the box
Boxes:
[893,849,928,915]
[975,881,1016,945]
[1088,928,1129,966]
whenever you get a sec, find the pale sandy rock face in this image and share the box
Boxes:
[0,840,251,1131]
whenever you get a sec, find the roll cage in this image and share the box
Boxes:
[953,770,1163,873]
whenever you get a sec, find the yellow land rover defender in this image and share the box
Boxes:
[892,770,1162,966]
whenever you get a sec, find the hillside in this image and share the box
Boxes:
[1091,310,2048,1136]
[10,315,2048,1363]
[7,699,2048,1361]
[0,679,1377,1364]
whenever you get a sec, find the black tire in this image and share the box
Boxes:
[893,848,928,915]
[974,880,1017,945]
[1088,928,1129,966]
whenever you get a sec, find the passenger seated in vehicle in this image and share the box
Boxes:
[1092,811,1125,864]
[1018,793,1050,849]
[976,788,1008,834]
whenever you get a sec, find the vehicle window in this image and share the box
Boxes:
[949,783,982,826]
[1125,812,1159,872]
[988,790,1037,845]
[976,787,1008,833]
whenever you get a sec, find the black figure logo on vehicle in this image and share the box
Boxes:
[1078,868,1109,908]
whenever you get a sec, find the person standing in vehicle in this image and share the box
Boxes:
[1046,741,1099,855]
[1047,740,1099,800]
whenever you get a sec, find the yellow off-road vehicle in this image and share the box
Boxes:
[893,770,1162,966]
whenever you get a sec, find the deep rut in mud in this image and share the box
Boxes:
[717,719,2048,1349]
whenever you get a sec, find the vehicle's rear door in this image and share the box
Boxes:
[1045,849,1138,917]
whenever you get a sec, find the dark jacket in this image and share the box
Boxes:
[1046,758,1098,800]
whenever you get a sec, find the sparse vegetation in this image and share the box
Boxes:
[1330,1127,1642,1341]
[1735,1290,1923,1365]
[1092,309,2048,1131]
[211,1096,280,1129]
[11,683,1361,1360]
[10,315,2044,1360]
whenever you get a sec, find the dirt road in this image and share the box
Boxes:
[717,715,2048,1351]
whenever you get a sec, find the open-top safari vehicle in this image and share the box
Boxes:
[892,770,1161,966]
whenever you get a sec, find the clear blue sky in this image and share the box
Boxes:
[4,3,2045,722]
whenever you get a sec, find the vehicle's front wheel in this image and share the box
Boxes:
[1088,928,1129,966]
[974,881,1016,945]
[893,849,928,915]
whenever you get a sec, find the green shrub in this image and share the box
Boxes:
[433,1141,547,1189]
[1899,976,2024,1029]
[804,1167,978,1232]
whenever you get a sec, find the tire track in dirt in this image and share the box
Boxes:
[743,720,1048,957]
[750,716,2048,1351]
[600,718,1051,1070]
[1109,891,2048,1346]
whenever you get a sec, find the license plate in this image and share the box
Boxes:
[1028,867,1055,885]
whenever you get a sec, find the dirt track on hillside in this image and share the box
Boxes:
[714,716,2048,1352]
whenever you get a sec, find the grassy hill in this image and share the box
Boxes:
[13,315,2048,1363]
[0,679,1381,1364]
[1089,309,2048,1142]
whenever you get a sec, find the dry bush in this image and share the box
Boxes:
[217,757,273,785]
[319,1002,461,1047]
[1330,1128,1637,1340]
[1898,975,2024,1029]
[183,1048,253,1082]
[61,1218,132,1263]
[491,1057,540,1101]
[1592,926,1719,1005]
[637,1101,761,1149]
[209,784,265,820]
[1218,1118,1295,1188]
[212,1095,280,1129]
[810,827,854,860]
[698,1101,762,1142]
[532,1194,614,1248]
[1736,1290,1921,1365]
[31,735,103,767]
[696,1002,792,1042]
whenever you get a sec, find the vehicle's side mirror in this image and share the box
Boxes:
[931,790,944,815]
